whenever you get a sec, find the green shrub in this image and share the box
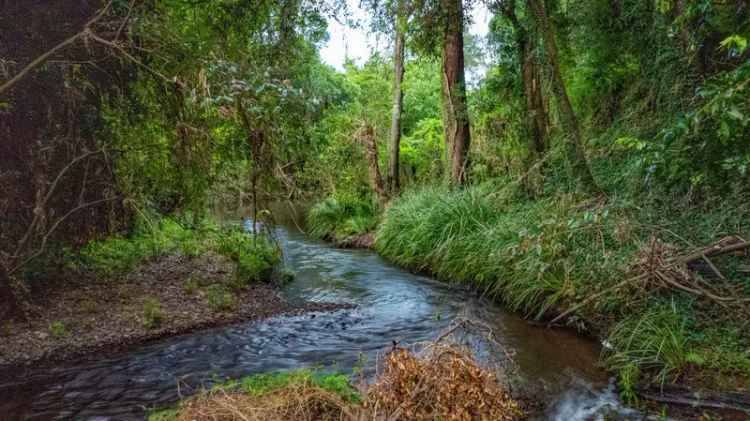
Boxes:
[217,229,280,285]
[280,268,296,284]
[605,304,694,388]
[77,217,210,277]
[142,297,164,329]
[77,237,145,277]
[206,284,235,312]
[308,196,378,241]
[235,253,270,285]
[50,321,69,338]
[180,238,203,259]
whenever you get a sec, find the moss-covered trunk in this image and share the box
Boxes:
[527,0,597,191]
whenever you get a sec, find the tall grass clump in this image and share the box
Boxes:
[376,185,634,319]
[605,303,691,385]
[308,196,378,242]
[216,228,281,286]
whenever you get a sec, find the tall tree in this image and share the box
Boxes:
[503,1,548,159]
[441,0,472,185]
[388,7,407,195]
[526,0,597,190]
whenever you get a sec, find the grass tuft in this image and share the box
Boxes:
[308,196,378,242]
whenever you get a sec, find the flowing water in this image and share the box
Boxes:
[0,215,641,420]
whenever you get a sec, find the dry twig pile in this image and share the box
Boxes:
[366,345,523,421]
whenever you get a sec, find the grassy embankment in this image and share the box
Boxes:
[0,217,286,366]
[307,197,379,247]
[309,184,750,401]
[75,217,281,286]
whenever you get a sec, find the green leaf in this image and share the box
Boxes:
[720,35,748,54]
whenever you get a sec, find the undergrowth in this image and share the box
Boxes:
[375,183,750,396]
[307,196,378,243]
[148,370,360,421]
[74,217,281,286]
[75,218,215,277]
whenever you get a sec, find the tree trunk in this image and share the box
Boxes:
[524,47,548,156]
[441,0,471,185]
[527,0,597,191]
[0,266,20,322]
[361,125,389,204]
[388,23,405,196]
[505,2,548,195]
[506,2,548,158]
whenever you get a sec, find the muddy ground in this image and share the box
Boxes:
[0,252,347,368]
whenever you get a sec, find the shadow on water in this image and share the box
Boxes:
[0,207,640,420]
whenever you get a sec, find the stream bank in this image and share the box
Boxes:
[0,250,346,370]
[306,188,750,418]
[0,216,635,420]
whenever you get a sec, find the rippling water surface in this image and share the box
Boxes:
[0,216,639,420]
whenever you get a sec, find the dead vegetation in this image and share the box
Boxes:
[159,322,523,421]
[549,235,750,326]
[171,377,356,421]
[365,345,523,421]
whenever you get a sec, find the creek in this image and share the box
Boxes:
[0,214,640,420]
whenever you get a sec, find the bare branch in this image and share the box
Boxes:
[0,2,113,96]
[12,149,104,259]
[9,197,118,275]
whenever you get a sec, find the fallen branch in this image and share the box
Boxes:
[548,238,750,327]
[701,254,725,279]
[638,387,750,413]
[547,274,647,327]
[680,240,750,264]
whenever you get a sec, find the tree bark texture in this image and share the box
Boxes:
[361,125,389,203]
[441,0,471,185]
[388,25,406,195]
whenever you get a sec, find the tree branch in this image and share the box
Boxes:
[9,197,118,275]
[0,2,113,96]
